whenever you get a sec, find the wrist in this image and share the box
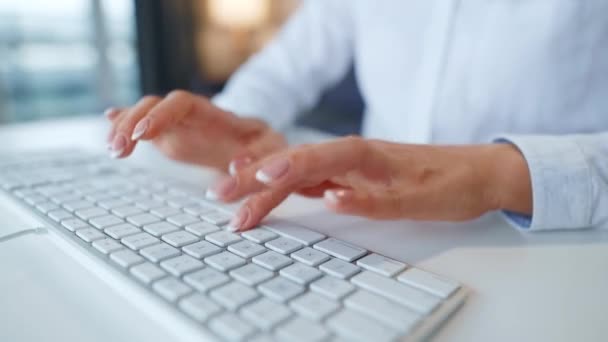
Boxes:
[485,144,533,215]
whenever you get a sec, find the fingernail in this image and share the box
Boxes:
[228,157,252,176]
[104,107,118,119]
[256,158,289,184]
[206,177,237,200]
[131,119,149,141]
[110,135,126,158]
[227,206,250,232]
[324,189,348,205]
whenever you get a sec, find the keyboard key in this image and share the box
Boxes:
[199,210,231,227]
[182,240,222,259]
[134,198,164,210]
[104,223,140,239]
[204,251,246,272]
[62,199,94,212]
[98,198,130,209]
[252,251,293,271]
[230,264,273,286]
[276,317,330,342]
[210,281,259,310]
[184,268,230,292]
[209,313,256,342]
[241,228,277,244]
[327,308,398,342]
[24,194,47,206]
[345,290,420,333]
[92,238,124,254]
[90,215,124,229]
[153,277,192,302]
[351,271,441,315]
[60,218,89,232]
[313,238,367,262]
[291,247,330,266]
[264,222,325,246]
[35,201,59,214]
[160,255,204,276]
[356,253,407,277]
[48,209,72,222]
[184,221,219,237]
[75,207,107,220]
[161,230,199,247]
[127,213,160,226]
[241,298,292,331]
[289,292,339,321]
[178,293,222,322]
[205,231,241,247]
[280,263,323,285]
[310,276,355,300]
[131,263,167,284]
[121,232,159,250]
[150,206,181,218]
[265,237,303,254]
[228,240,266,258]
[110,249,144,268]
[140,243,180,262]
[167,213,199,226]
[319,258,361,279]
[75,228,105,242]
[258,277,304,303]
[50,192,81,204]
[397,267,460,299]
[111,205,143,218]
[166,196,198,208]
[143,221,180,237]
[183,204,214,216]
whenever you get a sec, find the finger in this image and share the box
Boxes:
[226,188,291,232]
[103,107,124,120]
[134,90,229,141]
[228,136,368,200]
[324,188,408,219]
[110,95,161,158]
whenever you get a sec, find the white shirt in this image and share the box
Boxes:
[213,0,608,231]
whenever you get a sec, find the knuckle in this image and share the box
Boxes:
[141,95,160,104]
[166,89,190,101]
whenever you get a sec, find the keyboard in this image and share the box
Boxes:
[0,150,467,341]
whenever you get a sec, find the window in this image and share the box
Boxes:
[0,0,139,123]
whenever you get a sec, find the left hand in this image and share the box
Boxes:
[207,136,532,231]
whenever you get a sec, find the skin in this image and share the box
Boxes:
[106,91,533,231]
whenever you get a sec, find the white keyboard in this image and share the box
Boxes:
[0,150,467,341]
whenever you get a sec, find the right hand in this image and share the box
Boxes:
[105,90,287,173]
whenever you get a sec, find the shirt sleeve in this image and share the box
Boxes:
[496,132,608,231]
[212,0,355,131]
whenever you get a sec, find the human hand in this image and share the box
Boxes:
[206,136,532,231]
[105,90,286,172]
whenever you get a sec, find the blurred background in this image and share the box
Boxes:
[0,0,363,134]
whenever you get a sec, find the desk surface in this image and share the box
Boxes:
[2,116,608,342]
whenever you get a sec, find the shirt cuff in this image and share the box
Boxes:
[494,135,592,231]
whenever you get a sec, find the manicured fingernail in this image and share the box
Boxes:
[131,119,149,141]
[110,135,126,158]
[206,177,237,200]
[256,158,289,184]
[229,157,252,176]
[227,206,250,232]
[324,189,348,205]
[104,107,118,119]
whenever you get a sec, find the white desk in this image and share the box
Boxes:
[2,116,607,342]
